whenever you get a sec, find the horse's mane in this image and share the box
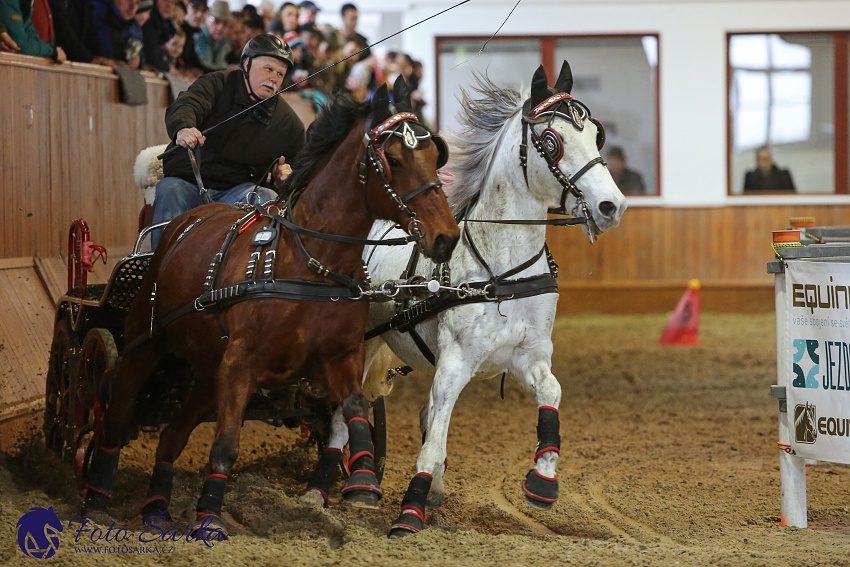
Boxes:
[281,93,371,202]
[446,72,526,213]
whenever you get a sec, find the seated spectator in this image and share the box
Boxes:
[244,11,264,42]
[142,0,177,72]
[606,146,646,194]
[152,34,305,248]
[125,0,151,64]
[48,0,110,64]
[743,146,796,192]
[277,1,298,35]
[31,0,54,44]
[194,0,231,71]
[0,20,21,51]
[172,0,185,27]
[0,0,66,60]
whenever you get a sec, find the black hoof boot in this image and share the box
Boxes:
[191,514,229,542]
[521,469,559,510]
[342,470,383,509]
[388,507,424,538]
[141,497,173,523]
[388,472,431,538]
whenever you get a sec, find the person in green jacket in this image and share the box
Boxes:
[0,0,66,60]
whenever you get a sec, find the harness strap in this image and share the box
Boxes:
[364,274,559,342]
[401,180,442,205]
[188,146,212,204]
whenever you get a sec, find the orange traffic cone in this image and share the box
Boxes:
[659,279,702,346]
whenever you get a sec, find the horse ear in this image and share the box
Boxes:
[554,60,573,94]
[530,64,550,106]
[392,77,412,112]
[371,83,392,123]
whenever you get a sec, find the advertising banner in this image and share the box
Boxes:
[785,260,850,463]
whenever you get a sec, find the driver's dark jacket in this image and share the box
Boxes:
[162,69,305,191]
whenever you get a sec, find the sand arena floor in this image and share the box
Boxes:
[1,313,848,566]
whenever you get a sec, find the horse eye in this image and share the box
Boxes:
[387,156,402,167]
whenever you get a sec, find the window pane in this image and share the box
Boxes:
[437,39,540,134]
[729,33,835,194]
[555,36,658,195]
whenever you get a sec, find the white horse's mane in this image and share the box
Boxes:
[444,72,526,213]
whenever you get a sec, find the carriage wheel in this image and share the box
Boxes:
[43,315,80,457]
[70,328,117,496]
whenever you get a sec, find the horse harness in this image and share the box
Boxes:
[519,91,607,239]
[124,112,448,354]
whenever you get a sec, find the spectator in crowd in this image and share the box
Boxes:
[254,0,275,31]
[339,3,368,61]
[278,1,297,34]
[743,146,796,192]
[158,26,187,73]
[223,8,245,65]
[90,0,144,67]
[297,0,318,25]
[244,11,264,41]
[0,20,21,51]
[152,34,305,247]
[194,0,231,70]
[179,0,206,75]
[125,0,151,64]
[30,0,54,44]
[606,146,646,194]
[49,0,116,64]
[142,0,177,72]
[0,0,66,60]
[171,0,185,27]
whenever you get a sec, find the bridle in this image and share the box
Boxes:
[519,91,607,239]
[360,111,449,240]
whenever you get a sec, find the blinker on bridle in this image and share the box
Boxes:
[360,111,448,239]
[519,91,607,239]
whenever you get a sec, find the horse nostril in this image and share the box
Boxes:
[598,201,617,218]
[433,234,459,263]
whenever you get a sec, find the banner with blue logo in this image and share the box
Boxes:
[786,259,850,463]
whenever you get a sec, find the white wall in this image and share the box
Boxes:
[394,0,850,207]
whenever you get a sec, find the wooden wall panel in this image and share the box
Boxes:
[1,54,169,259]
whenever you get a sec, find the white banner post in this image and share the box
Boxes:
[773,268,808,528]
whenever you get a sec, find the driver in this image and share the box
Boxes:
[152,34,306,247]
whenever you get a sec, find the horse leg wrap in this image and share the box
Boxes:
[84,445,120,512]
[534,406,561,462]
[196,474,228,518]
[522,469,559,510]
[341,417,383,502]
[388,472,432,538]
[141,462,174,520]
[306,448,342,507]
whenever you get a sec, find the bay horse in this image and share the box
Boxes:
[81,79,460,533]
[356,62,627,536]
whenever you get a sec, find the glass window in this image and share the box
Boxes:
[437,39,540,135]
[730,33,835,194]
[556,36,658,196]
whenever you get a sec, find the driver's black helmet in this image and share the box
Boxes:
[241,34,295,70]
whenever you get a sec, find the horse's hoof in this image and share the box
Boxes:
[79,506,113,526]
[141,498,173,523]
[387,514,423,538]
[523,494,555,510]
[425,490,444,508]
[82,491,111,520]
[300,489,327,509]
[521,469,559,510]
[343,489,381,510]
[191,515,229,542]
